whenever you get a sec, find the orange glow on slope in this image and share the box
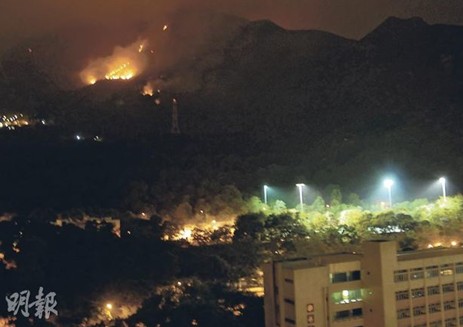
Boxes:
[141,82,154,96]
[105,62,135,80]
[80,39,148,85]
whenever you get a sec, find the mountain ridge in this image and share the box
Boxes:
[1,15,463,211]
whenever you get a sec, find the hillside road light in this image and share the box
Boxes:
[263,185,269,204]
[439,177,447,200]
[383,179,394,208]
[296,183,305,212]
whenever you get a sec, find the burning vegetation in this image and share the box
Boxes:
[80,38,149,85]
[141,81,154,96]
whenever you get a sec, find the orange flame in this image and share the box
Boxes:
[80,38,148,85]
[142,82,154,96]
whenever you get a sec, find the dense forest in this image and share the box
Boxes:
[1,193,462,326]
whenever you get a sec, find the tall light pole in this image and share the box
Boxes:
[439,177,447,200]
[263,185,269,205]
[383,179,394,208]
[296,184,304,212]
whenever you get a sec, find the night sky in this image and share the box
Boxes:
[1,0,462,53]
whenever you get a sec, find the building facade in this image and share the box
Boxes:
[263,240,463,327]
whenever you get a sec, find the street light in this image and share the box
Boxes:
[439,177,447,200]
[105,302,113,320]
[263,185,269,204]
[296,184,304,212]
[383,179,394,208]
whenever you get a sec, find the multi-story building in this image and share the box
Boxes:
[263,240,463,327]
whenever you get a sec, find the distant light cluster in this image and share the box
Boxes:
[73,134,104,142]
[0,114,30,130]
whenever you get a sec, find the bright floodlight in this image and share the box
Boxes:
[263,185,269,204]
[383,179,394,188]
[439,177,447,200]
[383,179,394,208]
[296,184,304,212]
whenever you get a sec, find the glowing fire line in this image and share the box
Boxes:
[80,39,148,85]
[104,62,134,80]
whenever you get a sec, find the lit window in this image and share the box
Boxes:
[440,264,454,276]
[332,289,363,304]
